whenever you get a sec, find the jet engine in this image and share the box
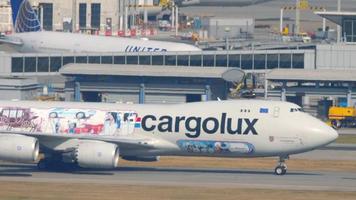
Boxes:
[0,134,39,162]
[75,141,119,169]
[122,156,160,162]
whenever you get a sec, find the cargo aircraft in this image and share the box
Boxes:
[0,100,338,175]
[0,0,201,53]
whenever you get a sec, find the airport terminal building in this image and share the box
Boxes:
[1,43,356,114]
[0,48,313,103]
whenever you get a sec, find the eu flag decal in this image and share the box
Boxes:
[260,108,269,113]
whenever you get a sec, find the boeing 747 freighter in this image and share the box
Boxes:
[0,100,338,175]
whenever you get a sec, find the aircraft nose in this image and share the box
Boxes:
[308,120,339,147]
[320,123,339,144]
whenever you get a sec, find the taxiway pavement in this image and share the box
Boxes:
[0,163,356,192]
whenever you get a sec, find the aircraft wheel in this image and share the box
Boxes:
[37,159,77,171]
[274,166,287,175]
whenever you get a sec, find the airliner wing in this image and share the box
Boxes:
[0,131,156,149]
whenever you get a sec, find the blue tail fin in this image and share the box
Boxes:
[11,0,41,33]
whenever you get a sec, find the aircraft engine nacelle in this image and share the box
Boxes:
[75,141,119,169]
[121,156,160,162]
[0,134,39,162]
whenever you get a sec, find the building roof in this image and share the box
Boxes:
[315,11,356,25]
[59,64,245,82]
[266,69,356,82]
[0,76,38,86]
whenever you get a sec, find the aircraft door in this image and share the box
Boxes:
[273,107,280,118]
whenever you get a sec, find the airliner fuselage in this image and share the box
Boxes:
[6,31,201,53]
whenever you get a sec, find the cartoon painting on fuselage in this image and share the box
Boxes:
[0,107,139,136]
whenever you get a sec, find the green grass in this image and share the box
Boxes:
[335,135,356,144]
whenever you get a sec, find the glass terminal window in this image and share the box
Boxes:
[139,56,151,65]
[50,57,62,72]
[88,56,100,64]
[63,56,74,66]
[91,3,101,29]
[241,54,252,70]
[24,57,36,72]
[79,3,87,29]
[114,56,125,64]
[202,54,214,67]
[127,56,138,64]
[216,54,227,67]
[164,55,175,66]
[279,54,292,69]
[254,54,266,70]
[177,55,189,66]
[76,56,88,63]
[101,56,113,64]
[11,57,24,73]
[39,3,53,31]
[153,55,164,65]
[37,57,49,72]
[190,55,202,66]
[228,54,240,68]
[292,54,304,69]
[267,54,278,69]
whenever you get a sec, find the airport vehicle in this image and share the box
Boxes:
[0,0,201,53]
[328,106,356,129]
[0,100,338,175]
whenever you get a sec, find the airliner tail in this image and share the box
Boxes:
[10,0,41,33]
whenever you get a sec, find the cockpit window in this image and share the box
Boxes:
[290,108,303,112]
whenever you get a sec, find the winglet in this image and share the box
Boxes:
[10,0,41,33]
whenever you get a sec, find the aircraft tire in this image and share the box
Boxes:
[37,159,78,171]
[274,166,287,175]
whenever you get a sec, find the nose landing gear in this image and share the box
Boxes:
[274,156,289,175]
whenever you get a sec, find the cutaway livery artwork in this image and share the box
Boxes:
[0,107,139,136]
[177,140,255,154]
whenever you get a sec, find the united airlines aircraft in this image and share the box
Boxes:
[0,0,201,53]
[0,100,338,175]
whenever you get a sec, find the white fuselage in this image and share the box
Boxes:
[0,100,338,158]
[7,31,201,53]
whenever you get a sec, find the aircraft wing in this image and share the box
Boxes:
[0,131,158,150]
[0,36,23,46]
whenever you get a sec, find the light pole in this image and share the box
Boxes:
[337,0,342,43]
[225,27,230,50]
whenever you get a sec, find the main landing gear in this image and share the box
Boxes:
[274,156,289,175]
[37,154,77,171]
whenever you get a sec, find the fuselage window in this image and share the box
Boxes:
[290,108,303,112]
